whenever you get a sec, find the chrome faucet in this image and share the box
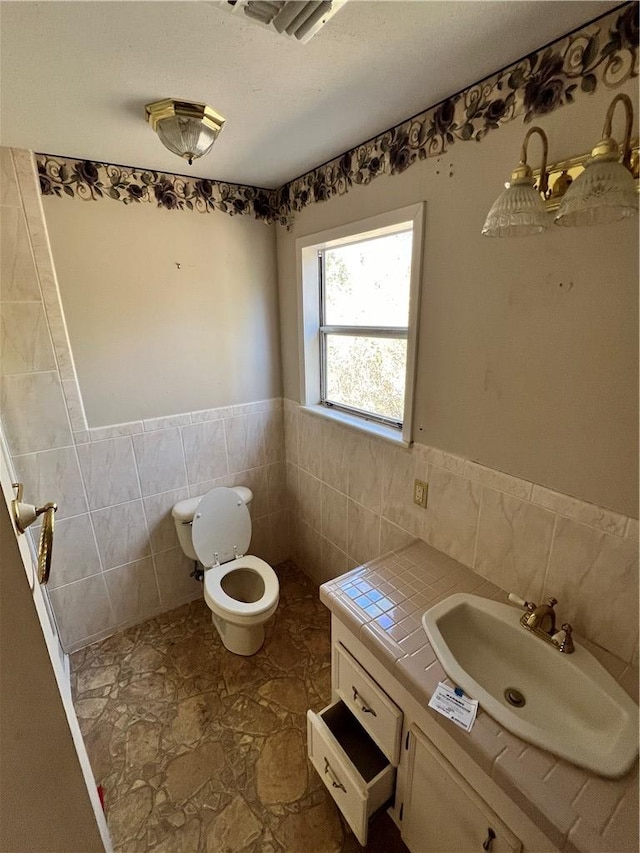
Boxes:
[508,593,575,654]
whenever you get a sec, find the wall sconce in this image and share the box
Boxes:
[481,127,550,237]
[482,93,638,237]
[145,98,226,166]
[555,93,638,227]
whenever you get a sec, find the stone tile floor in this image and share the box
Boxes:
[71,561,409,853]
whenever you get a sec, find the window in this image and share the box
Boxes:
[297,203,424,445]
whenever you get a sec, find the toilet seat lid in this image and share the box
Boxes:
[192,487,251,567]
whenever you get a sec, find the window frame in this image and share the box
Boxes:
[296,203,424,446]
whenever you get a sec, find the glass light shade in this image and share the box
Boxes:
[554,156,639,227]
[482,181,550,237]
[155,116,220,164]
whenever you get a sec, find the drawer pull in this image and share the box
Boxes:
[324,757,347,793]
[482,828,496,851]
[352,686,377,716]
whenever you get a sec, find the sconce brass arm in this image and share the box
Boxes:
[510,126,549,196]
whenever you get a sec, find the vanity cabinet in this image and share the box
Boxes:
[402,725,521,853]
[306,615,560,853]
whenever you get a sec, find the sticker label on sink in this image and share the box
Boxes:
[428,682,478,731]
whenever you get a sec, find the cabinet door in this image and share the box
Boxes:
[402,726,522,853]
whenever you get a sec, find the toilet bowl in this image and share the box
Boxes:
[171,486,279,656]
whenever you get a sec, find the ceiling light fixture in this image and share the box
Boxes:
[481,127,550,238]
[145,98,226,166]
[555,93,638,227]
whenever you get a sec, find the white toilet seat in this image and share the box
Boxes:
[204,555,279,619]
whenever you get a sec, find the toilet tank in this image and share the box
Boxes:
[172,487,253,562]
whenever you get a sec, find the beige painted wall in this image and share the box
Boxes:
[43,197,281,426]
[277,79,639,518]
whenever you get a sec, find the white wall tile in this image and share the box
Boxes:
[347,499,380,567]
[283,407,298,466]
[49,574,114,649]
[463,460,533,501]
[143,487,189,554]
[0,148,21,208]
[132,427,187,497]
[321,423,350,494]
[423,466,481,566]
[269,509,290,566]
[61,378,87,432]
[91,500,151,570]
[13,445,88,519]
[348,437,384,514]
[104,557,160,625]
[154,547,201,606]
[380,519,415,555]
[266,461,288,514]
[46,513,102,588]
[321,484,347,553]
[298,468,322,531]
[89,422,144,441]
[1,371,71,454]
[474,488,555,602]
[320,536,348,583]
[298,411,323,479]
[181,420,228,484]
[531,485,627,537]
[0,207,40,300]
[381,443,425,538]
[143,413,191,431]
[263,408,284,463]
[0,302,55,374]
[77,437,141,509]
[544,517,639,662]
[225,413,265,473]
[229,465,268,518]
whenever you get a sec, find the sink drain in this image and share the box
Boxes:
[504,687,526,708]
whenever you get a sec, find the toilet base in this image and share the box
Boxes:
[211,611,265,656]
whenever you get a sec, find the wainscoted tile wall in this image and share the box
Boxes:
[11,400,288,652]
[1,147,290,652]
[283,400,639,664]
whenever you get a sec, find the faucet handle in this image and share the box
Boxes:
[547,597,558,607]
[508,593,535,611]
[552,622,575,654]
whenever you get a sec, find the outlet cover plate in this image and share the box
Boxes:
[414,479,428,508]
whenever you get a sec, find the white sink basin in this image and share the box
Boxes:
[422,593,638,778]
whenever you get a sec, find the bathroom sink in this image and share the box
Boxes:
[421,594,639,778]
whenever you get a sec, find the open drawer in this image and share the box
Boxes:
[335,642,403,765]
[307,700,395,845]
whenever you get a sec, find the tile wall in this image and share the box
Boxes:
[0,147,290,652]
[284,400,639,664]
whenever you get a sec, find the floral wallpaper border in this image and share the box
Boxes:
[37,3,637,227]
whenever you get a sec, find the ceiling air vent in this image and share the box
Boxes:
[224,0,348,43]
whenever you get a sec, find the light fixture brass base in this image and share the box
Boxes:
[145,98,225,135]
[533,138,639,211]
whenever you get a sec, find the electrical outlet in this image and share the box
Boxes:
[414,479,428,508]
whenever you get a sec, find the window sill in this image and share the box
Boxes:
[300,404,411,447]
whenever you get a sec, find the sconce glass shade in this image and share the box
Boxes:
[554,154,639,226]
[482,180,550,237]
[145,99,226,165]
[482,126,550,238]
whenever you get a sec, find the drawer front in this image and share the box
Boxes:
[335,642,403,764]
[307,703,395,846]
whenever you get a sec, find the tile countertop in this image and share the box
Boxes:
[319,539,639,853]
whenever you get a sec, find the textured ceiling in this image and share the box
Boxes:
[0,1,619,188]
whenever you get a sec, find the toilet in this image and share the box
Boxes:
[171,486,279,656]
